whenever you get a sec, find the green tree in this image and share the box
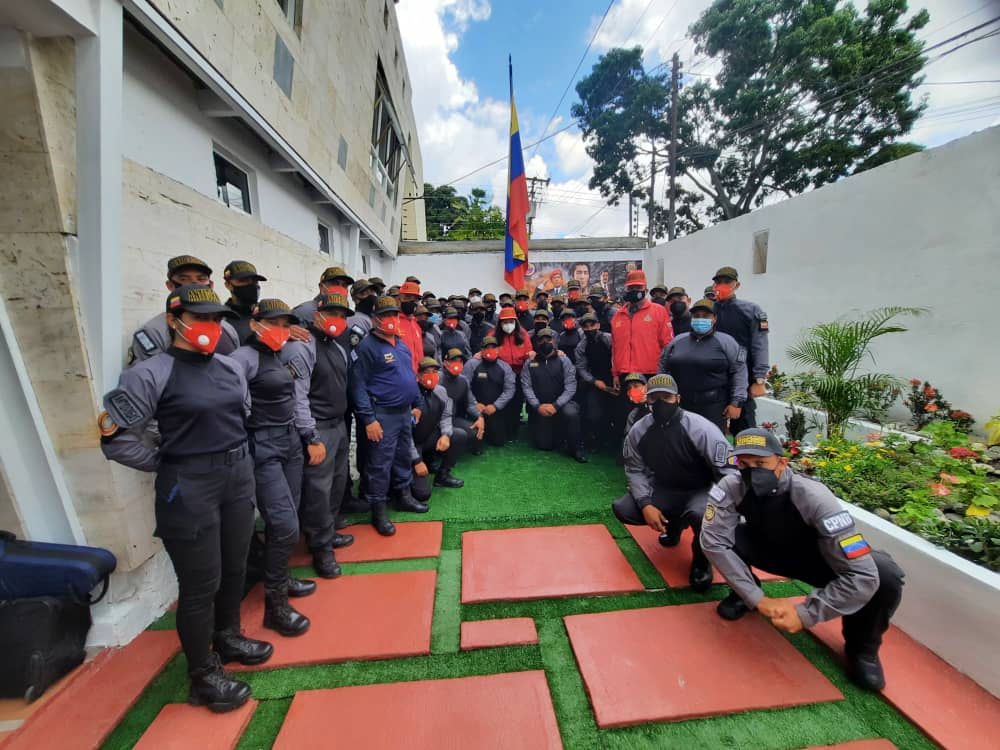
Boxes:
[423,183,469,240]
[423,185,506,240]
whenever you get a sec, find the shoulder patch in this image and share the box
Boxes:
[838,533,871,559]
[704,504,716,523]
[713,441,730,466]
[757,311,769,332]
[709,484,726,502]
[820,510,854,536]
[106,388,143,427]
[736,346,747,363]
[133,329,157,355]
[285,353,308,379]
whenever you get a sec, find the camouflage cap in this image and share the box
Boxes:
[650,283,669,295]
[559,308,577,319]
[351,278,373,295]
[713,266,739,281]
[667,286,687,298]
[481,335,499,347]
[444,306,460,319]
[167,255,212,278]
[588,285,606,298]
[469,300,485,310]
[415,305,429,316]
[533,288,549,298]
[223,260,267,282]
[535,327,556,339]
[533,308,552,320]
[320,266,354,285]
[646,374,679,396]
[316,292,354,314]
[426,299,443,310]
[252,298,299,322]
[483,293,497,303]
[515,288,530,299]
[166,284,237,318]
[373,296,400,315]
[405,275,421,284]
[369,276,386,288]
[579,313,599,325]
[550,294,566,304]
[387,285,401,295]
[445,348,466,360]
[690,298,715,314]
[418,357,441,371]
[498,292,513,301]
[623,372,647,385]
[567,279,582,290]
[468,287,482,296]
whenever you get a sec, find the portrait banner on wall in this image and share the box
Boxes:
[522,259,643,300]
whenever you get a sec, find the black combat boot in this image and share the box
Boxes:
[331,532,355,548]
[433,469,464,488]
[394,488,429,513]
[846,651,886,691]
[688,557,714,593]
[341,496,370,514]
[188,654,252,713]
[334,514,353,530]
[263,591,310,637]
[311,548,341,579]
[212,628,273,666]
[573,448,589,463]
[657,518,683,548]
[716,590,750,621]
[286,577,316,598]
[372,502,396,536]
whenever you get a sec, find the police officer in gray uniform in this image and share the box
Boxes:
[463,336,516,447]
[612,374,736,591]
[291,265,355,333]
[710,267,769,432]
[128,255,239,364]
[575,313,617,452]
[229,299,320,638]
[100,284,271,713]
[522,328,586,463]
[701,428,905,691]
[658,298,749,434]
[222,260,269,343]
[412,357,466,492]
[297,293,355,578]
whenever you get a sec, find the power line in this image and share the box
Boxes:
[919,79,1000,85]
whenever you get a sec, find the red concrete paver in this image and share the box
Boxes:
[289,521,442,566]
[626,525,783,587]
[801,741,896,750]
[0,662,92,733]
[461,525,645,603]
[231,570,436,671]
[460,618,539,650]
[2,630,179,750]
[272,671,562,750]
[810,617,1000,750]
[133,700,257,750]
[565,602,842,728]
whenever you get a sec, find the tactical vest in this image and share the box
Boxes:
[414,388,444,445]
[637,413,713,491]
[247,346,295,429]
[737,483,827,577]
[471,362,505,405]
[527,356,566,405]
[584,336,613,382]
[308,330,348,420]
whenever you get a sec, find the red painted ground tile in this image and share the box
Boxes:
[289,521,442,566]
[565,602,842,728]
[232,570,436,671]
[626,525,783,587]
[461,618,539,650]
[2,630,179,750]
[133,700,257,750]
[272,671,562,750]
[801,741,896,750]
[461,524,644,603]
[810,617,1000,750]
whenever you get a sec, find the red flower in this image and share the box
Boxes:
[939,473,960,484]
[923,386,936,398]
[950,410,971,419]
[909,378,921,386]
[929,483,952,497]
[924,403,939,412]
[949,447,979,459]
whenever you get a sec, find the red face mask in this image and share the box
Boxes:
[420,371,440,390]
[444,319,459,330]
[379,314,400,334]
[562,318,576,330]
[515,300,529,312]
[257,322,291,352]
[713,283,735,301]
[176,319,222,354]
[628,386,647,405]
[315,312,346,338]
[568,290,581,301]
[482,349,499,362]
[446,361,464,376]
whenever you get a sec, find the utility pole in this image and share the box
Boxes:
[668,52,681,242]
[525,176,550,237]
[647,150,656,247]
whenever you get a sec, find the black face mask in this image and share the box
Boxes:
[400,300,417,316]
[534,322,548,332]
[669,301,687,318]
[651,297,667,306]
[454,307,466,317]
[584,329,599,340]
[485,306,496,316]
[417,319,432,331]
[550,304,564,316]
[590,300,605,312]
[536,301,548,310]
[357,296,376,315]
[741,467,780,496]
[651,400,680,426]
[232,284,260,306]
[472,312,485,323]
[623,290,646,304]
[536,342,554,357]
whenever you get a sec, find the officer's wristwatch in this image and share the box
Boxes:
[754,378,766,385]
[307,432,322,446]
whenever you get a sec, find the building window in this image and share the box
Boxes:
[214,151,252,214]
[753,230,769,274]
[383,1,389,30]
[371,65,403,206]
[362,254,370,275]
[337,136,349,170]
[318,222,331,255]
[273,34,295,97]
[276,0,300,30]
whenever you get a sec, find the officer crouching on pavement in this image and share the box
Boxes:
[463,336,516,446]
[229,299,319,638]
[100,284,271,713]
[522,328,587,463]
[412,357,467,493]
[658,298,748,434]
[612,375,736,591]
[701,429,905,691]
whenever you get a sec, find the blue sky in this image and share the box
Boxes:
[397,0,1000,239]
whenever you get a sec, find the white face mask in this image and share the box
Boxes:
[501,322,516,334]
[469,295,482,304]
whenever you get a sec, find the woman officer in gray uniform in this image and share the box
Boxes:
[99,284,272,713]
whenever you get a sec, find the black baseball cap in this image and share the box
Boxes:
[166,284,237,318]
[252,298,299,322]
[167,255,212,278]
[224,260,267,282]
[733,428,784,457]
[317,292,354,314]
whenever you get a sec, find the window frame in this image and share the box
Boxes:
[318,221,332,256]
[370,66,404,208]
[213,146,255,216]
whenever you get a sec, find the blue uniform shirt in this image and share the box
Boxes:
[349,332,422,425]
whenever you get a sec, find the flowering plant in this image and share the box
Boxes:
[904,380,974,433]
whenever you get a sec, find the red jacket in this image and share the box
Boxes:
[487,327,534,374]
[611,298,673,376]
[398,314,423,373]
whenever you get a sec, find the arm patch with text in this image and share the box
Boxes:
[106,389,143,427]
[819,510,854,536]
[285,353,307,379]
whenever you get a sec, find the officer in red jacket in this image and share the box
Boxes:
[610,269,673,387]
[397,280,425,373]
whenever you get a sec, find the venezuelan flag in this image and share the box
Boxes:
[504,57,530,291]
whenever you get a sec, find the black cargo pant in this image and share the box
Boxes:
[527,401,582,454]
[249,424,303,596]
[155,446,255,674]
[453,416,482,455]
[299,418,350,552]
[583,384,618,450]
[733,529,904,656]
[611,484,710,565]
[729,394,757,434]
[680,389,730,435]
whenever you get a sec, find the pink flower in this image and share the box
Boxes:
[939,473,960,484]
[929,483,952,497]
[949,447,979,459]
[909,378,921,386]
[924,403,939,412]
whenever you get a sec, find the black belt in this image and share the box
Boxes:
[249,423,294,439]
[373,403,410,415]
[683,388,728,405]
[161,442,249,468]
[315,417,345,429]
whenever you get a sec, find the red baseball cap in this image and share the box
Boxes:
[400,281,421,296]
[498,307,518,321]
[625,270,647,287]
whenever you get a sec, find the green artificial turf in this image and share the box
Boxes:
[111,441,934,750]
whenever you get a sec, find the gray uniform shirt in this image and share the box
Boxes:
[700,469,881,628]
[520,354,577,410]
[658,330,749,405]
[574,331,613,385]
[463,358,516,411]
[128,312,239,365]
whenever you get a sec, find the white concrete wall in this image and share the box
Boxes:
[123,27,353,267]
[646,126,1000,427]
[391,249,646,295]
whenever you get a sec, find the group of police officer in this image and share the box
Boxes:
[96,255,903,713]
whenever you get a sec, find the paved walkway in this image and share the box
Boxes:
[2,446,999,749]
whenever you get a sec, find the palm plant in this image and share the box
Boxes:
[786,307,925,437]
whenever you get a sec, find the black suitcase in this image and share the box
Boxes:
[0,530,116,603]
[0,596,91,701]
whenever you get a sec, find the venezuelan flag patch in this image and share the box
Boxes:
[839,533,871,559]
